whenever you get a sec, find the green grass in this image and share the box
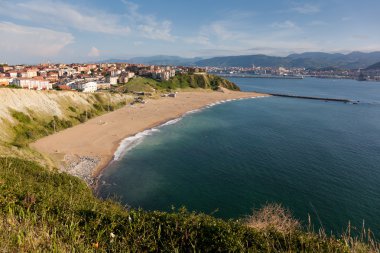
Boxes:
[116,74,240,93]
[116,77,159,93]
[159,74,241,91]
[0,157,377,252]
[8,98,127,148]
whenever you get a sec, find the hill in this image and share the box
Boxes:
[195,51,380,69]
[100,55,202,66]
[128,55,202,66]
[117,74,240,92]
[365,61,380,70]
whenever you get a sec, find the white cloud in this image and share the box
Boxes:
[183,35,211,46]
[88,47,100,57]
[291,3,320,14]
[0,0,176,43]
[123,0,176,41]
[0,0,131,35]
[0,22,73,58]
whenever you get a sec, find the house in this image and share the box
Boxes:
[26,68,38,78]
[6,71,18,78]
[46,71,59,82]
[106,76,118,85]
[13,78,52,90]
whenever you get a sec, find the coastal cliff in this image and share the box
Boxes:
[0,89,132,162]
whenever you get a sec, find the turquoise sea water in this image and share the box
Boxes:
[98,78,380,234]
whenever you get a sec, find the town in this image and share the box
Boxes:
[1,62,379,92]
[0,63,205,92]
[207,65,380,81]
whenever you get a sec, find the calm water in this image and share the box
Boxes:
[98,78,380,234]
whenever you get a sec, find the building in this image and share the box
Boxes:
[12,78,52,90]
[58,68,76,77]
[26,68,38,78]
[106,76,118,85]
[78,82,97,92]
[0,77,12,86]
[6,71,18,78]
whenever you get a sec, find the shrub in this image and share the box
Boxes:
[11,110,31,124]
[246,203,301,234]
[68,106,77,112]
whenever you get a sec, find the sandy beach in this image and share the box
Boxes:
[31,89,267,184]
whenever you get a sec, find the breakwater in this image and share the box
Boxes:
[267,93,354,103]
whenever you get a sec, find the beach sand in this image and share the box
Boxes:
[31,89,267,184]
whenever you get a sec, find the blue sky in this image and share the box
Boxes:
[0,0,379,64]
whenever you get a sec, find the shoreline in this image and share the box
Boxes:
[31,89,269,187]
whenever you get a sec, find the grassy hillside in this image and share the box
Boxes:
[1,157,377,252]
[117,74,240,93]
[159,73,240,91]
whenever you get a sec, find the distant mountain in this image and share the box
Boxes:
[99,55,203,66]
[128,55,203,66]
[195,52,380,69]
[365,61,380,70]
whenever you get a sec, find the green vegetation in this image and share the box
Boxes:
[115,77,158,93]
[1,157,378,252]
[158,73,240,91]
[0,84,21,89]
[116,74,240,93]
[8,98,127,148]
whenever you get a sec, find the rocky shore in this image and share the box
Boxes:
[61,154,100,185]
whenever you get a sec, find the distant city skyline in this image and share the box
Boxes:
[0,0,379,64]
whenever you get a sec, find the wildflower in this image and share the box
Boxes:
[128,216,132,223]
[110,232,116,243]
[93,242,99,249]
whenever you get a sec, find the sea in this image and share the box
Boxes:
[98,77,380,235]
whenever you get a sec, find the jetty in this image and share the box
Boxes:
[268,93,354,103]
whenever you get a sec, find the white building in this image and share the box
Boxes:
[13,78,52,90]
[78,81,97,93]
[58,68,76,77]
[7,71,18,78]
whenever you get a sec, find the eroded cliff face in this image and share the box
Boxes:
[0,89,131,143]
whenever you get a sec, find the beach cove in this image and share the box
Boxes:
[31,89,267,185]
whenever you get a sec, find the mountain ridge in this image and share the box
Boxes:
[195,51,380,69]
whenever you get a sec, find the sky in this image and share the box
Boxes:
[0,0,379,64]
